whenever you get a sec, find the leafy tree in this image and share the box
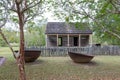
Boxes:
[0,36,7,47]
[0,28,19,47]
[25,22,46,47]
[52,0,120,45]
[0,0,15,55]
[2,29,19,43]
[1,0,47,80]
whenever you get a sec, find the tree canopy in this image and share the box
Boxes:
[51,0,120,45]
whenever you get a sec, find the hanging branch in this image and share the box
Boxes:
[64,0,120,40]
[109,0,120,14]
[22,0,42,13]
[0,0,15,58]
[0,29,15,58]
[80,7,120,40]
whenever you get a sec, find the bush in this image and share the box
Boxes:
[0,38,7,47]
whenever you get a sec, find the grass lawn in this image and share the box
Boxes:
[0,47,120,80]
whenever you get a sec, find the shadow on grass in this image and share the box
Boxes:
[68,60,99,67]
[79,61,98,66]
[25,59,44,65]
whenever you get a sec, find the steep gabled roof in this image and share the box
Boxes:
[45,22,92,34]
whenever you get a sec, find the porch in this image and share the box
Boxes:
[46,34,92,47]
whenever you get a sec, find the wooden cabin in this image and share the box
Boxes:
[45,22,92,47]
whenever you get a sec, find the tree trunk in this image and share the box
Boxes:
[15,1,26,80]
[0,29,15,58]
[18,26,26,80]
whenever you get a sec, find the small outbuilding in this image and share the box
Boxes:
[45,22,92,47]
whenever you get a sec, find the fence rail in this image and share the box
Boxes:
[25,46,120,57]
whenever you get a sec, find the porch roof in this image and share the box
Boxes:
[45,22,92,34]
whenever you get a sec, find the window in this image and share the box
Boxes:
[58,37,62,46]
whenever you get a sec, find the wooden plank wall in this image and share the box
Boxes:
[25,46,120,57]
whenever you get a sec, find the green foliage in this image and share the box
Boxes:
[11,17,19,23]
[0,1,8,28]
[92,0,120,45]
[25,22,46,47]
[3,29,19,43]
[0,28,19,47]
[0,36,7,47]
[0,23,46,47]
[65,17,69,22]
[69,22,90,30]
[52,0,120,45]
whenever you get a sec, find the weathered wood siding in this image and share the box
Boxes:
[81,35,89,46]
[25,46,120,57]
[61,36,67,46]
[47,35,57,47]
[60,36,74,46]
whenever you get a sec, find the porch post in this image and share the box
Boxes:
[57,34,58,46]
[79,34,81,47]
[67,34,70,47]
[89,34,92,46]
[46,35,48,47]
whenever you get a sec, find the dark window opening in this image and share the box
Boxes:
[74,37,78,46]
[58,37,62,46]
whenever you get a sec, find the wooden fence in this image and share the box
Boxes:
[25,46,120,57]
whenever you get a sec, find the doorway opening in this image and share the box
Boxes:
[74,37,78,46]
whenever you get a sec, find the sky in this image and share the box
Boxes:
[44,12,63,22]
[4,11,61,31]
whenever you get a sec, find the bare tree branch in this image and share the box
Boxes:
[24,13,40,23]
[0,20,7,28]
[0,29,15,58]
[0,1,8,28]
[10,5,17,12]
[22,0,42,13]
[109,0,120,13]
[73,6,120,40]
[106,30,120,40]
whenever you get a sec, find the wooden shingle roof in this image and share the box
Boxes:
[45,22,92,34]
